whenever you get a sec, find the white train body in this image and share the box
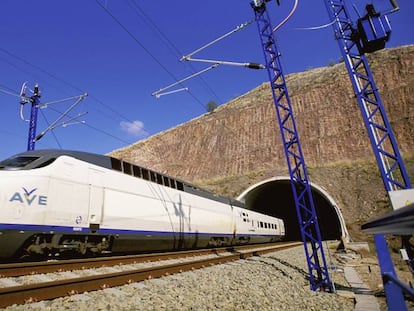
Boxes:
[0,150,285,259]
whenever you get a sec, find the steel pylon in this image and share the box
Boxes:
[324,1,412,309]
[251,1,333,292]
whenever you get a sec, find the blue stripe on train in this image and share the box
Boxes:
[0,223,279,237]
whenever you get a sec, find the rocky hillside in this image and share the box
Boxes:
[110,45,414,235]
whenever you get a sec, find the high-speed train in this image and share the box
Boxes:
[0,150,285,260]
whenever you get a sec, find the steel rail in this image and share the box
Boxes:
[0,248,223,278]
[0,241,301,307]
[0,242,297,278]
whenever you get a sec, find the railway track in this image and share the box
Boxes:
[0,242,291,278]
[0,241,301,308]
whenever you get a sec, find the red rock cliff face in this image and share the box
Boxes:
[110,46,414,185]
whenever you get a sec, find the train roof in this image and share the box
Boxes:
[0,149,112,170]
[0,149,244,208]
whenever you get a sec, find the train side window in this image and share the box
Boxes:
[170,179,176,189]
[264,223,267,229]
[142,168,149,180]
[133,165,141,178]
[150,171,156,182]
[260,221,263,228]
[156,174,163,185]
[274,223,277,229]
[163,176,170,187]
[111,158,122,172]
[123,162,132,175]
[176,181,184,191]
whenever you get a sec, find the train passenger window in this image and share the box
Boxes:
[156,174,163,185]
[111,158,122,172]
[176,181,184,191]
[163,176,170,187]
[274,223,277,229]
[170,179,176,189]
[150,171,156,182]
[260,221,263,228]
[141,169,149,180]
[264,223,268,229]
[123,162,132,175]
[133,165,141,178]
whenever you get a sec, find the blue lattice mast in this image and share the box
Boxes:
[323,0,412,309]
[251,1,333,292]
[20,83,41,151]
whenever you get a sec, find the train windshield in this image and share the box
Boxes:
[0,154,58,170]
[0,156,39,169]
[1,155,55,170]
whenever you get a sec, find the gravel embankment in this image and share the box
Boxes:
[2,246,355,311]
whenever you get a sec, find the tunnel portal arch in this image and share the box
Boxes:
[237,177,349,241]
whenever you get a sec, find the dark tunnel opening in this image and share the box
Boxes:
[242,179,343,241]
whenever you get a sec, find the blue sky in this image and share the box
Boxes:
[0,0,413,160]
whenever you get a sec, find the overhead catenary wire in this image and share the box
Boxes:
[0,86,21,98]
[0,47,137,125]
[96,0,207,110]
[0,48,140,147]
[125,0,223,105]
[105,1,278,167]
[39,109,63,149]
[156,19,263,98]
[0,2,302,156]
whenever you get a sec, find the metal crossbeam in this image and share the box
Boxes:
[252,2,333,292]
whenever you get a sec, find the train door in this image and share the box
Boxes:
[88,169,104,232]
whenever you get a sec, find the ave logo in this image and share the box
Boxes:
[9,187,48,206]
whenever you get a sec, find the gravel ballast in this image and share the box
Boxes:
[2,246,356,311]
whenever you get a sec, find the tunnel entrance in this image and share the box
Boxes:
[237,177,348,241]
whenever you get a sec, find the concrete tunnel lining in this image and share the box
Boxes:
[237,177,349,241]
